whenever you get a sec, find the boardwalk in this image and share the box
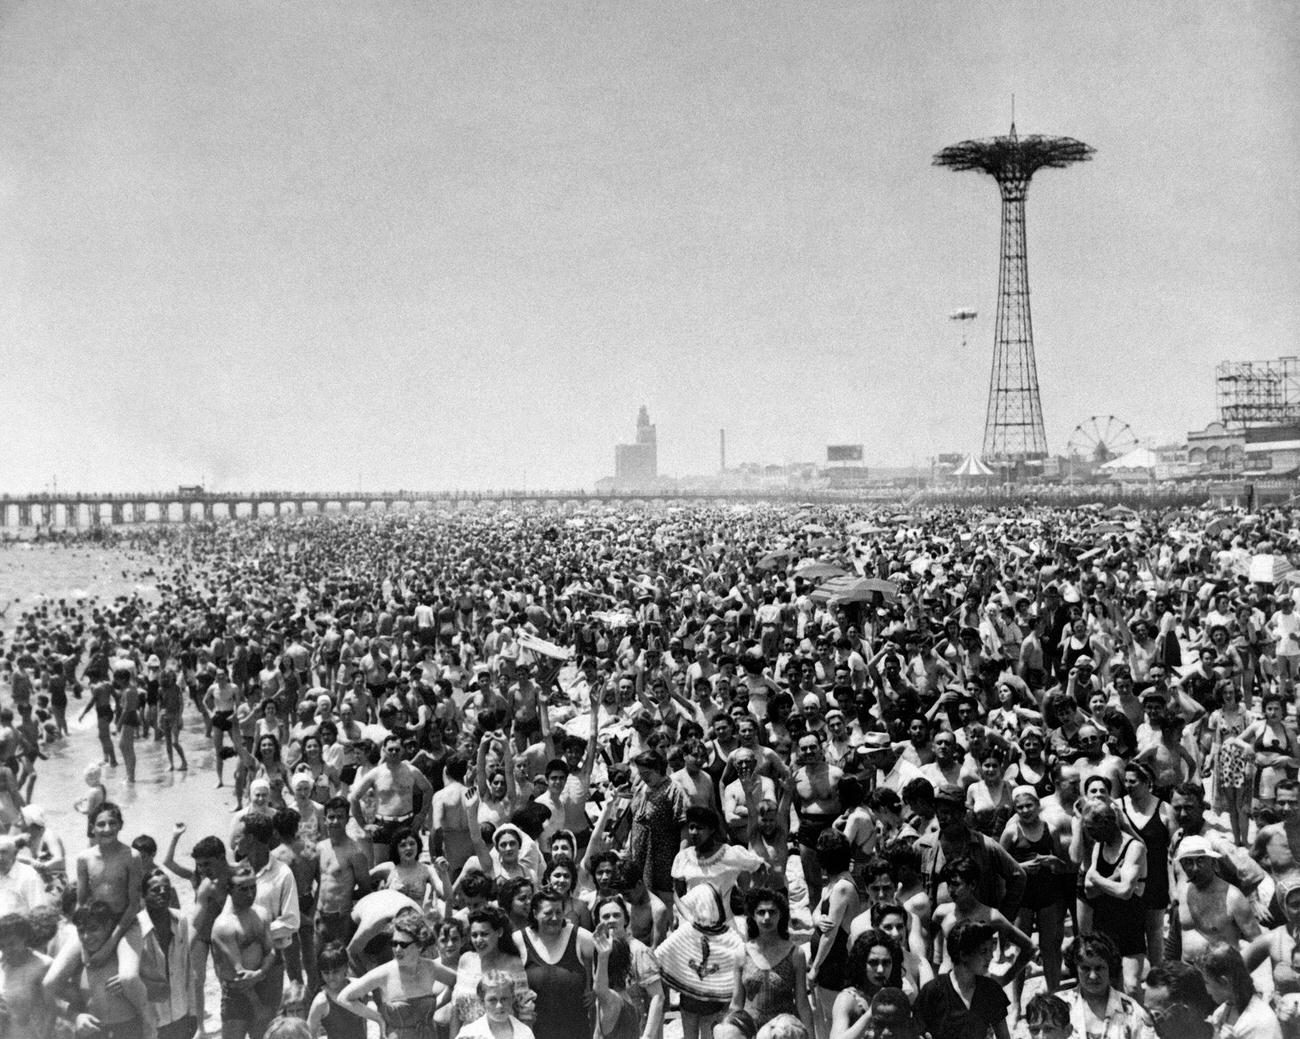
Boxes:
[0,486,907,526]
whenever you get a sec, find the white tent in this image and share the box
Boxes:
[1101,446,1159,471]
[954,453,995,477]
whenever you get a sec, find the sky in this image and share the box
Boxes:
[0,0,1296,491]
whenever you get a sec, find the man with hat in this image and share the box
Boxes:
[1175,834,1259,958]
[915,784,1026,924]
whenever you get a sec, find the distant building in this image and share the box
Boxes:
[613,405,658,488]
[1186,421,1246,474]
[1243,424,1300,478]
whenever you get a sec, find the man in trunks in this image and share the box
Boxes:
[792,731,842,905]
[271,806,318,1006]
[510,663,542,740]
[315,796,372,949]
[188,833,233,1032]
[430,754,474,873]
[77,679,119,768]
[73,802,147,1020]
[349,733,432,864]
[113,668,144,784]
[212,863,281,1039]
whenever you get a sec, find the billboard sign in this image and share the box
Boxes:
[827,444,864,462]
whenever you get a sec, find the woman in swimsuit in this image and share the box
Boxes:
[515,889,594,1039]
[452,906,531,1037]
[1236,691,1298,811]
[808,830,858,1039]
[298,734,340,805]
[252,734,291,807]
[966,745,1016,838]
[1000,786,1069,997]
[729,888,812,1033]
[371,828,438,907]
[1007,726,1054,799]
[1204,681,1253,847]
[339,908,457,1039]
[1120,761,1175,972]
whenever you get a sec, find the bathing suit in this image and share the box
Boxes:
[376,991,439,1039]
[811,889,851,989]
[1122,798,1171,910]
[796,810,839,850]
[212,710,235,732]
[1004,822,1065,911]
[1088,838,1147,956]
[374,812,415,848]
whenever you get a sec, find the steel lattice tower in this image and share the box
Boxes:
[934,124,1093,465]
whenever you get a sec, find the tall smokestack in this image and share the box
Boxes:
[720,429,726,473]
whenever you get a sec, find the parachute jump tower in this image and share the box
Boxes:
[934,123,1093,468]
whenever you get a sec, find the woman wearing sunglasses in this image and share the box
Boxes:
[338,907,457,1039]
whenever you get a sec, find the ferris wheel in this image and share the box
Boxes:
[1067,416,1139,464]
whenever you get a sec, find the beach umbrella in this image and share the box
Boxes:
[1089,522,1126,535]
[1249,554,1294,584]
[1106,505,1136,517]
[517,631,572,660]
[807,536,839,551]
[848,521,888,535]
[800,523,828,534]
[795,561,848,580]
[813,575,900,605]
[756,549,792,570]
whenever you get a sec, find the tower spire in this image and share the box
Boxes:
[934,124,1094,468]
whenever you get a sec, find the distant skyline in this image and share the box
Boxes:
[0,1,1296,491]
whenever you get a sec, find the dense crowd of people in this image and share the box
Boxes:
[1,500,1299,1039]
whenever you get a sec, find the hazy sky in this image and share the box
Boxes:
[0,1,1296,491]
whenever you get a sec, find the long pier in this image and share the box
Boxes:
[0,488,904,527]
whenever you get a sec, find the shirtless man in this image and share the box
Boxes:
[315,796,372,948]
[509,663,542,739]
[212,863,280,1039]
[0,911,53,1039]
[271,807,318,1005]
[431,755,474,873]
[187,833,233,994]
[1175,836,1259,959]
[1039,763,1081,859]
[792,731,842,905]
[113,668,144,784]
[77,678,119,768]
[1256,778,1300,887]
[349,733,432,864]
[1074,724,1125,798]
[74,803,147,1014]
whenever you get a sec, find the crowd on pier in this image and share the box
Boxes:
[2,501,1300,1039]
